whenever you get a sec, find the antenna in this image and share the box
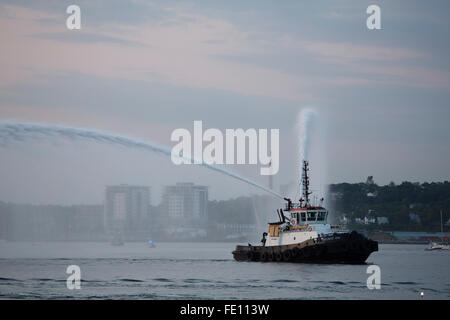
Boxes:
[301,160,312,206]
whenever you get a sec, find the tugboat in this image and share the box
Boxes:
[232,160,378,264]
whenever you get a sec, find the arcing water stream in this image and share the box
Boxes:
[0,121,283,199]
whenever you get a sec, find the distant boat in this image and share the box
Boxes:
[425,242,449,251]
[147,239,156,248]
[425,210,448,251]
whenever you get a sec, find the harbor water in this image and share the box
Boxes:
[0,241,449,299]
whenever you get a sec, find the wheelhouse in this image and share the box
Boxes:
[288,207,328,225]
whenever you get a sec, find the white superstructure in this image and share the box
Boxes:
[265,205,346,247]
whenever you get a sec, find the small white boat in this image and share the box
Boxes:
[425,210,449,251]
[425,242,449,251]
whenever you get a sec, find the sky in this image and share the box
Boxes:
[0,0,449,205]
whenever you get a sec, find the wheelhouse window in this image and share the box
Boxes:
[307,211,316,221]
[317,211,326,221]
[300,212,306,222]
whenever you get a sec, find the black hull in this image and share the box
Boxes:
[232,231,378,264]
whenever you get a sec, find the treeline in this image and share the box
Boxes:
[328,178,450,231]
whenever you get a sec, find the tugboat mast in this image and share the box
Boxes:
[301,160,312,207]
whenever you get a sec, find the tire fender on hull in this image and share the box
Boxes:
[282,250,291,262]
